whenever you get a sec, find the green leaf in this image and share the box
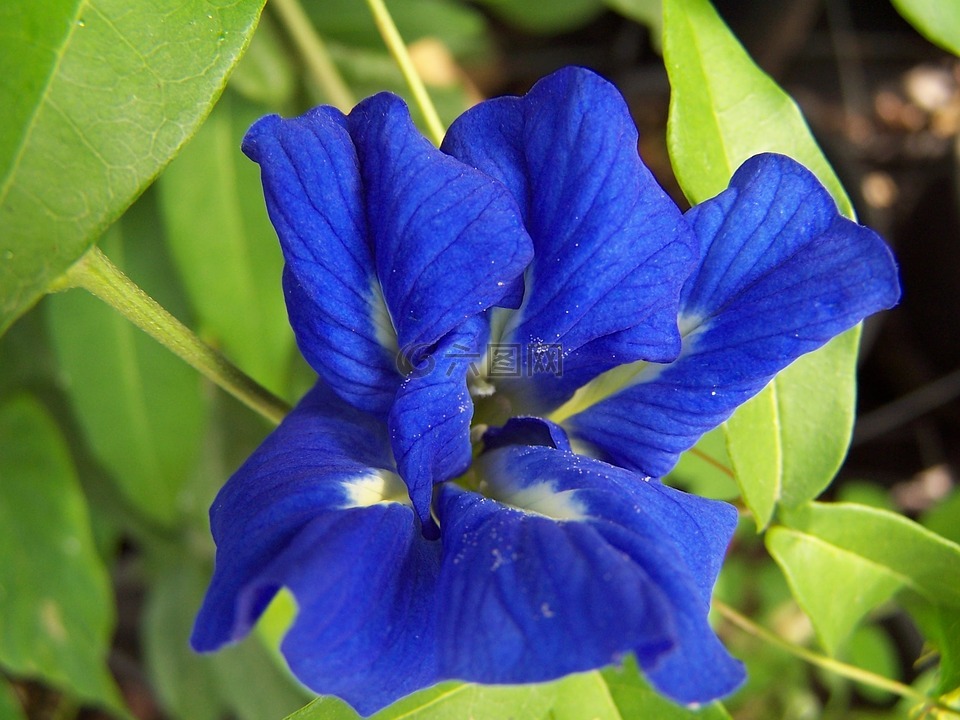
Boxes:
[549,672,621,720]
[668,426,739,501]
[602,659,733,719]
[766,525,903,656]
[891,0,960,56]
[286,678,564,720]
[0,677,27,720]
[663,0,863,527]
[903,592,960,694]
[229,11,297,108]
[725,330,860,529]
[471,0,604,34]
[844,624,899,703]
[0,395,122,712]
[0,0,266,335]
[144,554,308,720]
[303,0,490,58]
[158,91,294,397]
[769,502,960,655]
[47,197,205,527]
[662,0,852,213]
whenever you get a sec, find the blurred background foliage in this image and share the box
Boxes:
[2,0,960,718]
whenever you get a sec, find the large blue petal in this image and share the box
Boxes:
[244,108,398,414]
[191,383,441,714]
[389,316,489,533]
[435,444,743,702]
[442,67,696,410]
[244,95,532,414]
[568,153,900,477]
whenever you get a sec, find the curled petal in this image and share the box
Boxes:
[191,383,441,714]
[244,94,532,414]
[435,445,744,703]
[443,67,696,410]
[568,153,900,477]
[389,317,488,532]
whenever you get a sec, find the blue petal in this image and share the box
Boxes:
[482,416,572,452]
[435,484,676,683]
[389,316,489,533]
[244,109,398,413]
[347,94,533,355]
[191,383,441,714]
[435,445,744,702]
[568,153,900,477]
[442,67,696,410]
[266,506,440,715]
[244,95,532,414]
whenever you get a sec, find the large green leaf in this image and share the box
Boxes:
[0,0,266,335]
[725,330,860,528]
[663,0,862,528]
[662,0,851,211]
[0,395,122,712]
[891,0,960,56]
[158,91,293,397]
[47,196,205,527]
[769,502,960,655]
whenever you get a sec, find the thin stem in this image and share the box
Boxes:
[60,247,291,425]
[713,599,959,717]
[363,0,446,146]
[270,0,354,111]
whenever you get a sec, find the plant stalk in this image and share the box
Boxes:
[58,247,291,425]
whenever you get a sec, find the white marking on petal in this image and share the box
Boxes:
[497,481,588,521]
[369,276,399,354]
[341,470,411,508]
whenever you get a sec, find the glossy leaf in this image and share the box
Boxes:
[158,91,294,397]
[47,198,205,527]
[0,0,266,335]
[725,330,860,528]
[663,0,864,527]
[0,395,122,711]
[891,0,960,56]
[770,502,960,655]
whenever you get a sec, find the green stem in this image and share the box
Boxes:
[713,599,959,716]
[363,0,446,146]
[270,0,354,110]
[59,247,291,425]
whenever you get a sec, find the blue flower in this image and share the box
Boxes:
[191,67,900,715]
